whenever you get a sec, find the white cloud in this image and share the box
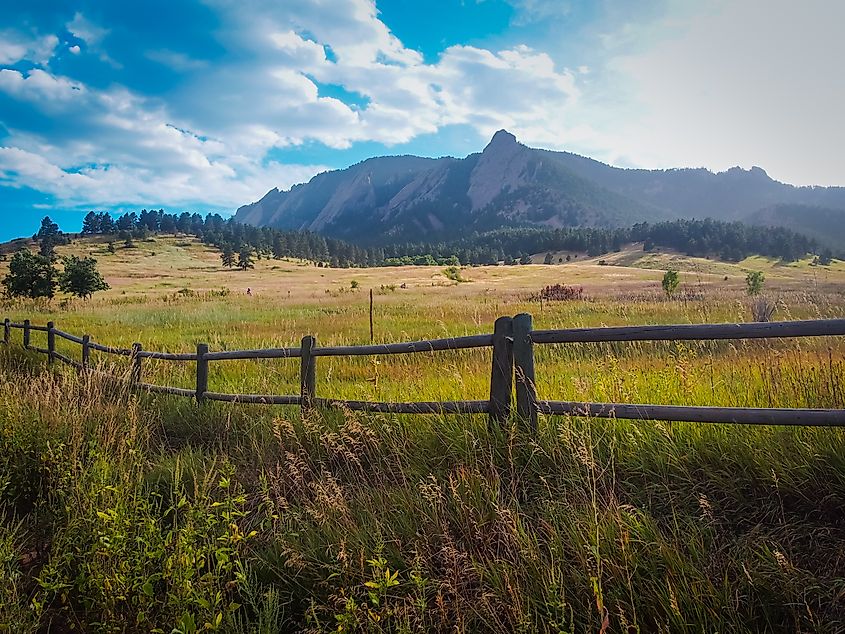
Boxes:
[69,45,81,55]
[145,49,208,71]
[269,31,327,67]
[0,30,58,65]
[574,0,845,185]
[0,1,586,211]
[0,69,84,103]
[169,1,582,151]
[66,12,108,45]
[5,0,840,219]
[0,67,327,208]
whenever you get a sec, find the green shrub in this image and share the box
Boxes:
[662,269,680,296]
[746,270,765,295]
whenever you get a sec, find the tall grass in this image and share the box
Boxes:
[1,285,845,631]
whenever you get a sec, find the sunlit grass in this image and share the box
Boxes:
[2,240,845,631]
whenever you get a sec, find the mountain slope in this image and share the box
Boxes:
[548,151,845,221]
[236,130,845,243]
[236,131,664,242]
[746,203,845,250]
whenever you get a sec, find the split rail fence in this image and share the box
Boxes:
[3,314,845,428]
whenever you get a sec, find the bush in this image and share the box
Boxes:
[533,284,584,301]
[746,271,765,296]
[442,266,465,283]
[662,269,680,297]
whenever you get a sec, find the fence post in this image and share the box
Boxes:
[512,313,538,433]
[3,318,9,345]
[47,321,55,364]
[23,319,30,349]
[488,316,514,428]
[82,335,91,369]
[131,343,143,385]
[196,343,209,403]
[300,335,316,415]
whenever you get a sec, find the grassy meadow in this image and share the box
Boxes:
[1,235,845,632]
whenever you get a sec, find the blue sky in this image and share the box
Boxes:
[1,0,843,241]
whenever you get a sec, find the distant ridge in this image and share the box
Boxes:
[236,131,845,247]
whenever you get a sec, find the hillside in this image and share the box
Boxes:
[746,203,845,250]
[236,131,666,242]
[236,131,845,244]
[2,234,842,302]
[549,152,845,223]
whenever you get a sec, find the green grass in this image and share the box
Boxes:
[2,347,845,632]
[1,238,845,631]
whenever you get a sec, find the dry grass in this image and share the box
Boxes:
[1,236,845,632]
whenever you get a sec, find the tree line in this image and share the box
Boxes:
[381,219,824,265]
[80,210,383,268]
[76,211,827,266]
[80,211,823,268]
[3,212,829,303]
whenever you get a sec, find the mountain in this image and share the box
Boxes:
[547,152,845,224]
[236,131,845,244]
[745,204,845,250]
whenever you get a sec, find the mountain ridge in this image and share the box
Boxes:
[236,131,845,247]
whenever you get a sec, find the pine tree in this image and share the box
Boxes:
[221,244,236,268]
[37,216,61,261]
[81,211,100,235]
[237,246,254,270]
[662,269,680,297]
[99,213,116,233]
[745,271,765,296]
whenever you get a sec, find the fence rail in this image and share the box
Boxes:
[2,314,844,428]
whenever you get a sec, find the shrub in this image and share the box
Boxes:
[442,266,465,283]
[746,271,765,296]
[662,269,680,297]
[533,284,584,301]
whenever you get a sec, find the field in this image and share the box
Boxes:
[2,236,845,632]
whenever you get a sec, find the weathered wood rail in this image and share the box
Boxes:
[3,314,845,428]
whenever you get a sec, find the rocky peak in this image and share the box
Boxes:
[483,129,519,153]
[468,130,528,210]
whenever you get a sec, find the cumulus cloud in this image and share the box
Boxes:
[0,0,589,211]
[172,1,582,150]
[0,66,327,208]
[0,69,84,104]
[0,30,58,65]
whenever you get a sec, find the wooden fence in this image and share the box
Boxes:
[3,314,845,428]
